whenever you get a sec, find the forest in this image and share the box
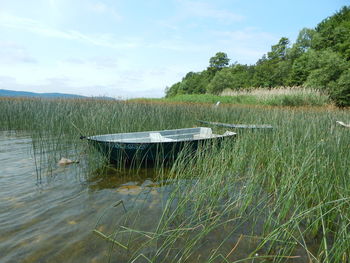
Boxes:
[165,6,350,107]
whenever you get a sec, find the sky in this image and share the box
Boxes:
[0,0,348,98]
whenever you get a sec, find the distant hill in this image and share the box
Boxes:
[0,89,86,99]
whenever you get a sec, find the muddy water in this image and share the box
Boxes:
[0,132,170,263]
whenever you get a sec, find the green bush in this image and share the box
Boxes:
[330,69,350,107]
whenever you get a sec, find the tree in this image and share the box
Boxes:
[177,71,210,94]
[164,6,350,107]
[288,50,317,86]
[178,72,198,94]
[208,52,230,73]
[268,37,290,60]
[273,60,293,86]
[165,82,181,97]
[229,64,254,90]
[313,6,350,60]
[330,68,350,107]
[207,65,253,94]
[252,55,276,87]
[251,38,292,88]
[207,68,236,94]
[165,70,213,97]
[304,50,347,90]
[295,28,315,53]
[288,28,316,60]
[192,70,212,93]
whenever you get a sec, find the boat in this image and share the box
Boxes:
[336,121,350,128]
[85,127,236,165]
[197,120,273,129]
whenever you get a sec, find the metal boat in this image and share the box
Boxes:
[86,127,236,164]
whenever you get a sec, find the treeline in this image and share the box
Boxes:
[165,6,350,107]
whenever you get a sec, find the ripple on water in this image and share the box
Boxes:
[0,132,170,263]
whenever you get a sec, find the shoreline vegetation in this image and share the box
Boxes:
[130,87,332,107]
[165,6,350,108]
[0,97,349,262]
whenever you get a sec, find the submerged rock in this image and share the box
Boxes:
[58,157,79,165]
[116,185,143,195]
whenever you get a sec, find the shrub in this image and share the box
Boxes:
[330,69,350,107]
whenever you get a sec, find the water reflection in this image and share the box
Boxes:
[87,165,168,190]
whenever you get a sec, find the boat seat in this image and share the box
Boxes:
[149,133,175,142]
[193,127,213,139]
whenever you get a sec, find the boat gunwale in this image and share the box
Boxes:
[87,127,236,145]
[87,135,233,145]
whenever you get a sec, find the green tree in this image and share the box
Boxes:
[177,71,210,94]
[165,82,181,97]
[288,28,316,60]
[252,55,274,87]
[274,60,293,86]
[330,68,350,107]
[192,70,212,93]
[229,64,254,89]
[268,37,290,60]
[207,65,253,94]
[165,70,213,97]
[208,52,230,74]
[289,50,317,86]
[295,28,315,53]
[207,68,235,94]
[177,72,198,94]
[304,50,347,90]
[164,6,350,107]
[313,6,350,60]
[252,38,292,87]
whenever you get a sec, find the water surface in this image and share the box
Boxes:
[0,132,312,262]
[0,132,166,263]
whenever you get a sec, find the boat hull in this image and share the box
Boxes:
[86,127,236,166]
[88,138,221,165]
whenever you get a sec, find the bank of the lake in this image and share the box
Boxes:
[130,88,331,107]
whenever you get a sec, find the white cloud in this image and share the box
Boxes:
[0,2,280,97]
[0,76,106,97]
[211,28,279,63]
[0,41,37,64]
[89,2,108,13]
[215,27,276,42]
[88,2,122,21]
[0,56,186,98]
[0,13,137,49]
[147,39,210,52]
[176,0,244,22]
[0,76,16,85]
[64,56,119,69]
[0,74,166,98]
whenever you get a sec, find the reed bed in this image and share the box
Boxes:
[0,97,349,262]
[221,86,324,96]
[132,87,330,107]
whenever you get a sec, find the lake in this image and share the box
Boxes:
[0,131,316,262]
[0,131,172,263]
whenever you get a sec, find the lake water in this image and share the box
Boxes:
[0,132,312,262]
[0,131,173,262]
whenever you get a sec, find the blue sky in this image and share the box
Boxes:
[0,0,347,98]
